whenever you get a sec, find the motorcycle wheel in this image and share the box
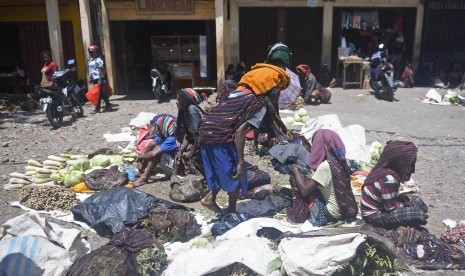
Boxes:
[385,86,394,102]
[369,77,379,92]
[46,103,63,128]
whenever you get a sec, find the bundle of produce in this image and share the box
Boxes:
[4,172,32,190]
[19,185,79,211]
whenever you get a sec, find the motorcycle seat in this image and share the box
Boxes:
[40,86,62,92]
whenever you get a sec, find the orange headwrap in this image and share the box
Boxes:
[237,63,290,95]
[296,64,311,78]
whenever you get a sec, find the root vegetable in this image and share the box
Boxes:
[27,159,43,167]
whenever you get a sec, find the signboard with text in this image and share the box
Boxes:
[136,0,194,14]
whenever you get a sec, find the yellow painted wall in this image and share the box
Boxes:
[0,2,86,80]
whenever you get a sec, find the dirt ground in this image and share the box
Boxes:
[1,87,464,275]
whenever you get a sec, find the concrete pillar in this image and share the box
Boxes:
[413,4,424,70]
[78,0,93,83]
[215,0,225,86]
[321,1,333,70]
[230,0,240,66]
[45,0,64,68]
[100,0,115,92]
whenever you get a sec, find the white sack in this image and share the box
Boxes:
[279,233,366,276]
[0,213,91,276]
[163,236,278,276]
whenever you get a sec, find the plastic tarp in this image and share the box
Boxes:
[0,213,91,276]
[163,236,279,276]
[300,114,370,162]
[236,194,290,217]
[279,233,366,275]
[216,217,312,241]
[71,187,190,237]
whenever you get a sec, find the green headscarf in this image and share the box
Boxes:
[267,43,291,66]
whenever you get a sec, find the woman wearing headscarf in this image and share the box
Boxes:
[296,64,331,105]
[175,88,205,176]
[199,43,294,215]
[361,140,428,228]
[284,129,357,226]
[134,114,178,187]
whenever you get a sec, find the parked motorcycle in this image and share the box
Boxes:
[369,44,398,102]
[150,68,171,100]
[39,59,84,128]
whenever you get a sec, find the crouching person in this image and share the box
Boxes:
[361,140,428,229]
[282,129,358,226]
[134,115,178,187]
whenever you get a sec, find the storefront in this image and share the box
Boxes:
[0,0,85,93]
[420,0,465,74]
[106,0,217,94]
[331,7,417,79]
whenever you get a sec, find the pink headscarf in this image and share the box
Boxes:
[308,129,346,170]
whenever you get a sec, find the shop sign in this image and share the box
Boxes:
[136,0,194,14]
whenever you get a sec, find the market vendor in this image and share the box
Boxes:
[134,115,178,187]
[174,88,205,176]
[199,42,294,215]
[361,140,429,228]
[280,129,358,226]
[296,64,331,105]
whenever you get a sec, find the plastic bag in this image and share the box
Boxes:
[71,187,190,236]
[159,153,174,176]
[85,84,100,106]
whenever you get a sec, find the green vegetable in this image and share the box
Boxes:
[27,159,43,167]
[64,170,86,187]
[71,158,90,171]
[90,154,111,168]
[51,168,68,185]
[297,107,308,116]
[108,155,124,167]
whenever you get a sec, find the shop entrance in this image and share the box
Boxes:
[332,8,417,80]
[239,7,323,71]
[110,20,216,95]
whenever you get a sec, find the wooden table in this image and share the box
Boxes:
[336,59,369,89]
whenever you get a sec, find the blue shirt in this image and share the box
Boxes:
[154,136,178,155]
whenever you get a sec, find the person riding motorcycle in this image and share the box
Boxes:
[370,43,388,80]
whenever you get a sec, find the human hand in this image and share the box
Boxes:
[232,162,244,180]
[183,151,193,159]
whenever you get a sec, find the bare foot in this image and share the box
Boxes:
[133,176,149,187]
[200,195,222,213]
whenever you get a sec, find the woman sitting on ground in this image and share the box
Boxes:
[361,140,428,229]
[174,88,205,176]
[134,115,178,187]
[296,64,331,105]
[281,129,358,226]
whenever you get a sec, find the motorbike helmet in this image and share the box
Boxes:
[88,44,100,52]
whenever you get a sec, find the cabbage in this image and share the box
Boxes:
[90,154,111,168]
[64,170,86,187]
[108,155,124,167]
[71,158,90,171]
[300,115,309,123]
[284,116,295,125]
[297,108,308,116]
[294,113,301,122]
[51,168,68,185]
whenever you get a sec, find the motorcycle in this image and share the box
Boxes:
[150,68,171,100]
[369,44,398,102]
[39,59,84,128]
